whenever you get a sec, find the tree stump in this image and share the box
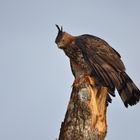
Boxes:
[58,76,108,140]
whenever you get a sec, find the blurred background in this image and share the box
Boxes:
[0,0,140,140]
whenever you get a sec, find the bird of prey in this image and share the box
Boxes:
[55,25,140,107]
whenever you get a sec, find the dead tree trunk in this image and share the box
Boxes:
[58,76,108,140]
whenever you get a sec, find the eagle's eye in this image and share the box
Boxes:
[62,39,65,43]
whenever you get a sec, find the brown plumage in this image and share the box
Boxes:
[55,25,140,107]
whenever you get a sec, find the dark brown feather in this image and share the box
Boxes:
[75,34,140,107]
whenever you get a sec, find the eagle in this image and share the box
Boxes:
[55,25,140,107]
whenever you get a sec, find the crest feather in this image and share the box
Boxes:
[55,24,63,33]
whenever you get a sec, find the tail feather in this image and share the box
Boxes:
[118,72,140,107]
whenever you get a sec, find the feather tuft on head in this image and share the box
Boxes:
[55,24,63,33]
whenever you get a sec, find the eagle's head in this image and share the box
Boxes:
[55,25,74,49]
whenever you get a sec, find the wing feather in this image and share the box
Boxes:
[76,35,125,96]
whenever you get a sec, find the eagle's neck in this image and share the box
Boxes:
[63,32,75,46]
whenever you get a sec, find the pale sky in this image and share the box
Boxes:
[0,0,140,140]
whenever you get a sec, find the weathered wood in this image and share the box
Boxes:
[58,76,108,140]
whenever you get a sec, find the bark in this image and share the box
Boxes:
[58,76,108,140]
